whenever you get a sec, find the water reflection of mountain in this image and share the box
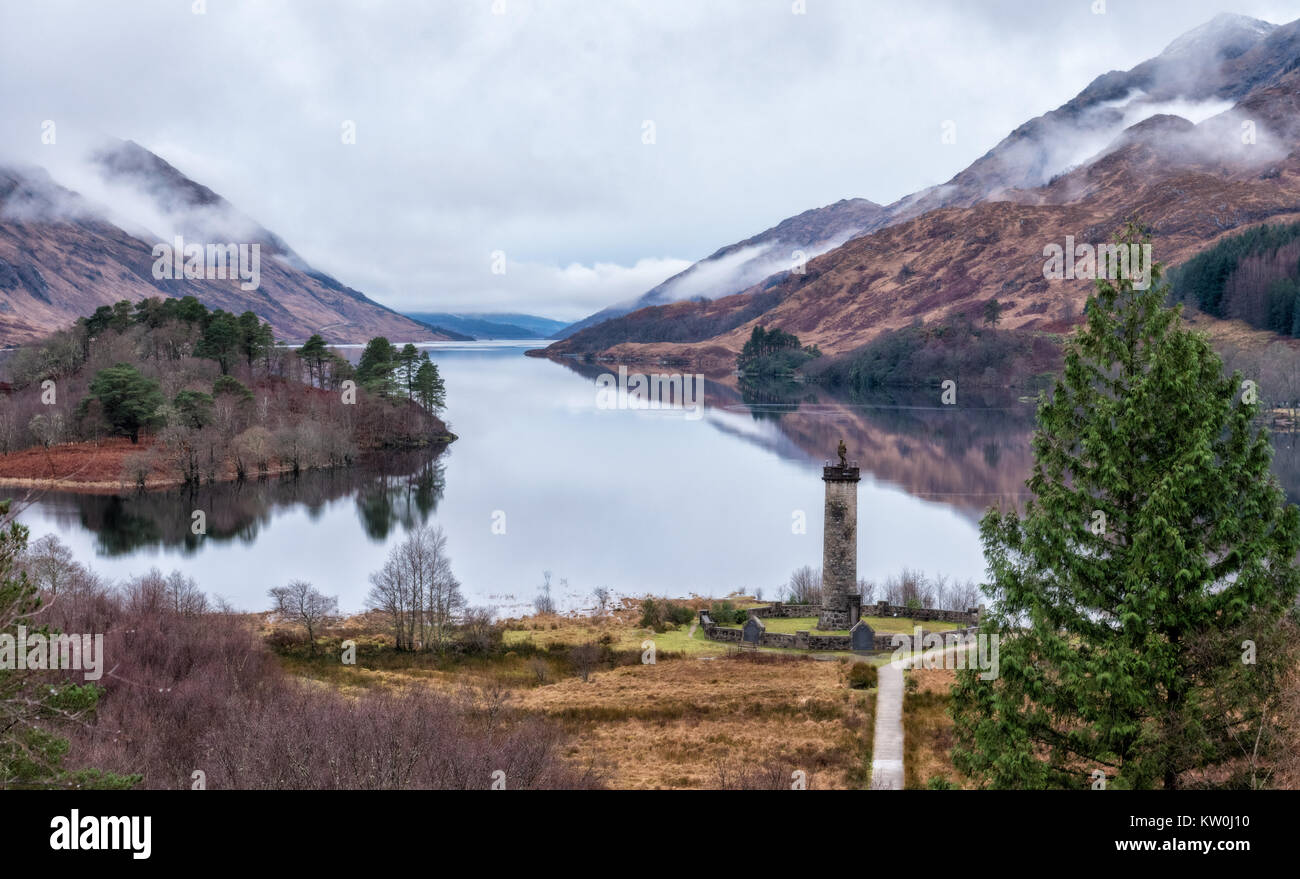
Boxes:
[546,355,1300,515]
[17,450,446,556]
[717,380,1041,518]
[546,356,1039,518]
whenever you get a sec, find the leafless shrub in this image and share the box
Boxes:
[786,565,822,604]
[456,606,501,654]
[534,571,557,615]
[710,755,805,790]
[571,643,600,682]
[121,448,158,489]
[50,577,594,789]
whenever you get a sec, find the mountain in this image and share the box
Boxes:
[0,140,458,346]
[886,12,1280,217]
[557,15,1284,343]
[554,197,888,338]
[547,13,1300,366]
[404,312,569,339]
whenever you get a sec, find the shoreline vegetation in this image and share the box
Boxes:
[0,297,454,492]
[730,316,1062,392]
[539,313,1300,434]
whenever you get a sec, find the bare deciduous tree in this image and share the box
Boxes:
[366,525,462,652]
[21,534,78,597]
[534,571,556,615]
[786,565,822,605]
[268,579,338,655]
[165,571,208,616]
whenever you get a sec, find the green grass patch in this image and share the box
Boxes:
[752,615,962,636]
[861,616,961,634]
[759,616,846,635]
[652,623,729,656]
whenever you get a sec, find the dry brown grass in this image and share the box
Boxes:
[0,436,301,492]
[274,604,883,789]
[902,667,971,789]
[503,611,642,650]
[511,653,875,789]
[287,647,876,788]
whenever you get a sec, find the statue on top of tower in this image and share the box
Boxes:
[837,439,847,468]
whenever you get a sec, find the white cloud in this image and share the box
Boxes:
[2,0,1298,319]
[503,256,694,319]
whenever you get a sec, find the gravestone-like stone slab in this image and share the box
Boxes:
[742,616,765,644]
[850,619,875,652]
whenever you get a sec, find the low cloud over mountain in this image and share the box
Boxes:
[0,140,454,345]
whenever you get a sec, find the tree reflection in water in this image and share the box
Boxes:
[17,449,447,556]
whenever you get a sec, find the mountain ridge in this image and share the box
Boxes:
[0,141,458,346]
[546,13,1300,366]
[404,312,568,340]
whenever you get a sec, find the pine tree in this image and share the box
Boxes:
[237,311,274,370]
[84,364,165,443]
[297,335,329,388]
[952,225,1300,789]
[356,337,399,397]
[398,343,420,399]
[195,311,242,375]
[413,353,445,412]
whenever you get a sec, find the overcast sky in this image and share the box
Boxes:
[3,0,1300,320]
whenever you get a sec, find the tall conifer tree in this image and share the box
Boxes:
[952,225,1300,789]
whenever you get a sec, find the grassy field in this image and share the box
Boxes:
[759,616,849,635]
[513,652,876,788]
[503,616,728,656]
[902,667,968,789]
[274,599,888,788]
[863,616,963,634]
[754,615,963,636]
[500,611,956,660]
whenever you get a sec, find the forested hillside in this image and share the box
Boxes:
[1171,222,1300,335]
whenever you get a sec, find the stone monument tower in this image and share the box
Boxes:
[818,441,861,630]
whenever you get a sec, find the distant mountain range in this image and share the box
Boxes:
[549,13,1300,365]
[0,139,459,346]
[404,312,569,340]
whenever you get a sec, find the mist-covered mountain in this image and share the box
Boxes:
[404,312,569,340]
[549,13,1300,364]
[0,140,456,346]
[555,197,887,338]
[886,12,1280,217]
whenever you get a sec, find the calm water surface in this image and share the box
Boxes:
[16,341,1298,614]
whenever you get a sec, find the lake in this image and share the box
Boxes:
[13,341,1300,615]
